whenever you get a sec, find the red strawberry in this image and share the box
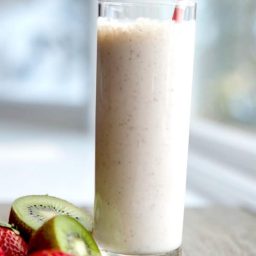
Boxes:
[0,224,28,256]
[29,250,73,256]
[0,247,5,256]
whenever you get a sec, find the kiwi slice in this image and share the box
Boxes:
[28,215,100,256]
[9,195,93,241]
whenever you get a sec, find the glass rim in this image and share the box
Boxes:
[98,0,196,7]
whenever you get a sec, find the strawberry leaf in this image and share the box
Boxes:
[0,221,20,235]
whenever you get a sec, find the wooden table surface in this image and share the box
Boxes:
[0,205,255,256]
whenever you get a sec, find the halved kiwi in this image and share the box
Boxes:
[9,195,93,241]
[28,215,100,256]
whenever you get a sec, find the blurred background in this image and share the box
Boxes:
[0,0,255,210]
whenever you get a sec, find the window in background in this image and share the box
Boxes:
[0,0,97,204]
[194,1,256,132]
[0,0,92,106]
[188,0,256,210]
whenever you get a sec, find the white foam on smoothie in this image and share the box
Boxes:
[95,18,195,254]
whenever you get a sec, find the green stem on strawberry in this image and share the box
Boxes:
[0,221,20,235]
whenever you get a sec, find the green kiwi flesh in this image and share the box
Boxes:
[9,195,93,241]
[28,215,100,256]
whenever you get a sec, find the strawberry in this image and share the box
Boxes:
[0,247,5,256]
[0,223,28,256]
[29,250,73,256]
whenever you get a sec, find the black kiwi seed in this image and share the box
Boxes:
[9,195,93,241]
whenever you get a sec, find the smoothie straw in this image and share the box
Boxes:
[172,0,185,22]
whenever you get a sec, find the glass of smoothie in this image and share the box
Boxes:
[94,1,197,255]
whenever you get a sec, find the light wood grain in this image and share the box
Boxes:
[0,205,255,255]
[183,208,256,256]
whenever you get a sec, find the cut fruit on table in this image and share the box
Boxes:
[0,222,28,256]
[0,247,4,256]
[9,195,93,241]
[0,195,101,256]
[29,250,73,256]
[29,216,100,256]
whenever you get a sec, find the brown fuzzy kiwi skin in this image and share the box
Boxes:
[28,217,59,254]
[9,207,34,242]
[29,215,101,256]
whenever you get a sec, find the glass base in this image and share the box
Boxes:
[101,247,182,256]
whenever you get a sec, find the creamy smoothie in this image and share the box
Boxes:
[95,18,195,254]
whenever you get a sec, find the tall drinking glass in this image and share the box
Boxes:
[95,1,197,255]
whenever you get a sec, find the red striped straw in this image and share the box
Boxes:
[172,0,185,22]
